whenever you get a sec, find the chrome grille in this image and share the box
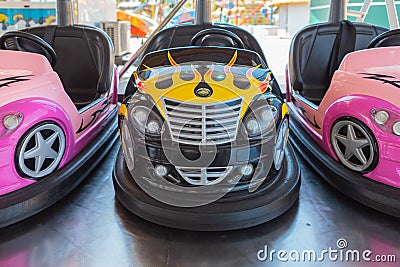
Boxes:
[162,98,242,145]
[176,166,233,185]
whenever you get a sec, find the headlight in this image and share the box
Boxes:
[3,113,23,130]
[131,106,149,125]
[155,165,169,177]
[371,108,400,137]
[245,118,259,134]
[130,106,163,136]
[147,120,161,134]
[239,164,254,176]
[243,106,276,137]
[393,121,400,136]
[373,110,389,125]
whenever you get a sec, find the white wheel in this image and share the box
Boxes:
[17,122,66,178]
[331,119,378,173]
[274,119,289,170]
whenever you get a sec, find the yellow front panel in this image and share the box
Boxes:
[139,51,271,119]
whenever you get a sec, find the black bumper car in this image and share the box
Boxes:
[113,20,300,231]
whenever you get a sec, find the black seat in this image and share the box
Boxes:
[289,21,387,104]
[143,23,267,62]
[369,29,400,48]
[26,25,114,109]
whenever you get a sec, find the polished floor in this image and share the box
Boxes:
[1,143,400,267]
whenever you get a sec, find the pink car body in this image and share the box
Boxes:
[0,50,118,195]
[287,46,400,188]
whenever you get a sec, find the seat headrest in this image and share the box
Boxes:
[328,20,356,80]
[26,25,114,94]
[289,21,387,103]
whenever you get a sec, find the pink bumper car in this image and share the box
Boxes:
[0,25,118,227]
[288,21,400,216]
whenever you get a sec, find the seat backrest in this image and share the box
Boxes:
[143,23,268,63]
[369,28,400,48]
[26,25,114,96]
[289,21,387,104]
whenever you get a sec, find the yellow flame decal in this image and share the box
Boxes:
[247,67,272,93]
[141,51,272,118]
[168,51,179,67]
[144,53,202,100]
[133,72,139,81]
[227,51,238,67]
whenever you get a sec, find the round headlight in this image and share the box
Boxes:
[147,120,161,134]
[129,105,163,136]
[244,106,276,137]
[240,164,254,176]
[393,121,400,136]
[374,110,389,125]
[246,118,259,133]
[132,106,150,125]
[155,165,168,177]
[3,114,22,130]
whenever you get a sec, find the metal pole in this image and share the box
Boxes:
[195,0,211,24]
[328,0,347,22]
[57,0,74,26]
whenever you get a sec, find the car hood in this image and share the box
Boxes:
[338,47,400,107]
[0,71,34,99]
[357,67,400,106]
[0,70,34,88]
[0,71,60,109]
[136,53,272,119]
[0,50,55,104]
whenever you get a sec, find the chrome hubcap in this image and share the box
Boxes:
[18,123,65,178]
[274,119,289,170]
[331,120,374,172]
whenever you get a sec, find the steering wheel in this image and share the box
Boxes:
[368,29,400,48]
[190,28,245,49]
[0,31,57,66]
